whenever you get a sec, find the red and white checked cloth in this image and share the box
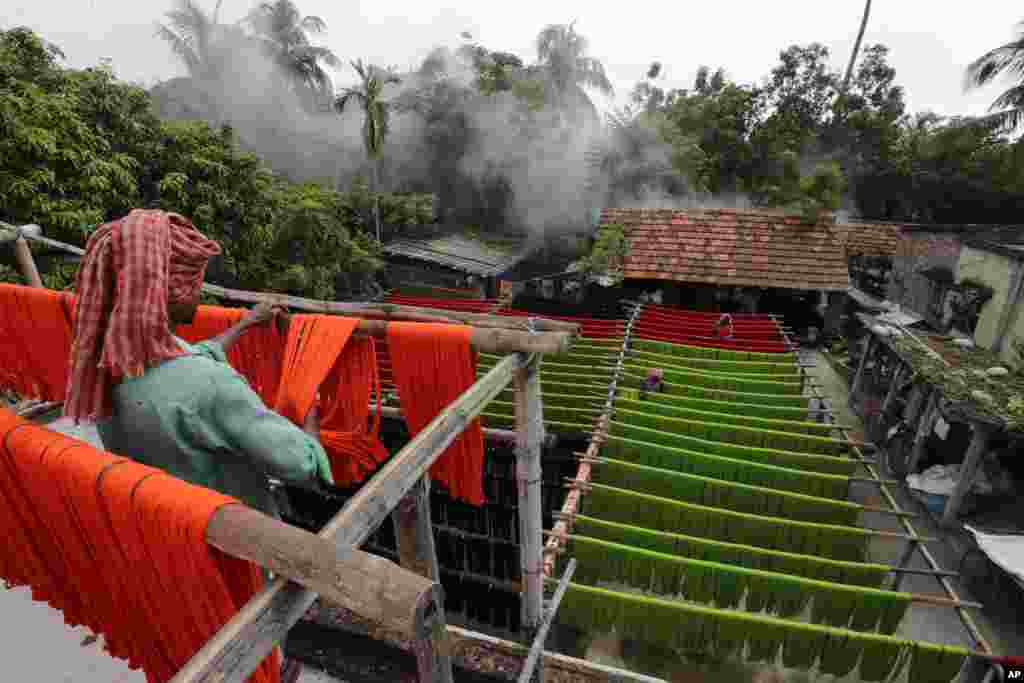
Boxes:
[65,210,222,422]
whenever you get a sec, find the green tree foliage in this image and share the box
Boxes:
[965,19,1024,133]
[0,27,385,298]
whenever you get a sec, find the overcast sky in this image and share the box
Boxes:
[5,1,1022,119]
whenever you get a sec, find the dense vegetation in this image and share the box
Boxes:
[4,4,1024,295]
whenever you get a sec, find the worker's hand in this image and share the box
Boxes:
[243,301,285,329]
[314,449,335,487]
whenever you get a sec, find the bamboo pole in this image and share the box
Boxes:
[514,353,546,661]
[0,224,581,336]
[171,354,523,683]
[13,234,43,288]
[377,404,558,447]
[850,335,875,401]
[519,559,577,683]
[204,504,436,638]
[906,391,940,476]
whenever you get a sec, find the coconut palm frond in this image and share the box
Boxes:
[300,15,328,34]
[154,22,201,75]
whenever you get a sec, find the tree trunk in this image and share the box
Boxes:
[841,0,873,93]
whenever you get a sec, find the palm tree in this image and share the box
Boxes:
[335,60,401,242]
[966,20,1024,133]
[535,22,613,119]
[245,0,341,112]
[155,0,233,80]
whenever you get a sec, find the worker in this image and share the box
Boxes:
[64,209,330,683]
[639,368,665,400]
[714,313,734,340]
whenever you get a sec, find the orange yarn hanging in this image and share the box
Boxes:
[176,305,285,406]
[317,336,390,487]
[386,322,486,506]
[0,408,279,683]
[0,283,76,402]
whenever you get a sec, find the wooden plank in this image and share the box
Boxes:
[514,354,545,639]
[206,504,434,638]
[171,354,523,683]
[518,559,576,683]
[942,422,996,527]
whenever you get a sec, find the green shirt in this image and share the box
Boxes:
[96,337,331,517]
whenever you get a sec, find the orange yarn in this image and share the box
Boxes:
[176,305,285,406]
[317,336,390,486]
[0,283,76,402]
[0,407,279,683]
[386,322,486,506]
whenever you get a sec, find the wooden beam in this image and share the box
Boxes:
[882,362,906,412]
[942,422,996,527]
[205,504,434,639]
[514,353,546,645]
[377,404,557,447]
[171,354,523,683]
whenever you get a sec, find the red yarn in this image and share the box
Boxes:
[0,284,76,402]
[0,408,279,683]
[386,322,486,506]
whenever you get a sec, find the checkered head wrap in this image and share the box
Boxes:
[64,210,222,422]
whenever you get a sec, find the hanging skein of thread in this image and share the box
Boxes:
[317,336,390,487]
[0,408,279,683]
[387,322,485,505]
[272,314,394,485]
[0,283,76,402]
[176,305,286,406]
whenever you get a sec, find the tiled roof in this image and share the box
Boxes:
[836,221,905,257]
[605,208,850,292]
[383,232,530,277]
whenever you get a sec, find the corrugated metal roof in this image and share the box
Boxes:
[605,208,850,292]
[383,233,530,277]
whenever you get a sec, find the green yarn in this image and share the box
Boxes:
[569,535,909,633]
[627,347,800,376]
[631,338,795,363]
[619,371,808,408]
[616,390,816,421]
[622,362,802,396]
[614,396,841,438]
[608,420,857,476]
[615,406,849,456]
[554,581,969,682]
[582,482,871,562]
[593,458,860,526]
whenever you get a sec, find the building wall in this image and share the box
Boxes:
[955,246,1017,351]
[887,231,962,322]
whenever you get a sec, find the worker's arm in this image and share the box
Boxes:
[208,302,285,354]
[210,373,334,487]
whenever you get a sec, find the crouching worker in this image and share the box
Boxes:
[639,368,665,400]
[64,209,330,683]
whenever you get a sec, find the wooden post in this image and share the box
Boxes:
[514,353,545,656]
[906,391,940,476]
[850,334,875,402]
[172,355,524,683]
[882,362,905,413]
[904,384,926,425]
[13,235,43,288]
[942,422,996,527]
[391,477,453,683]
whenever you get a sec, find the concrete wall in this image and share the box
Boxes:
[887,231,962,324]
[955,246,1016,350]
